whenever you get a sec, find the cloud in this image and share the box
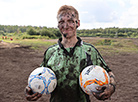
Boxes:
[0,0,138,29]
[0,0,58,26]
[77,0,138,29]
[117,0,138,28]
[78,0,119,23]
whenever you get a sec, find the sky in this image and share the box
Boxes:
[0,0,138,29]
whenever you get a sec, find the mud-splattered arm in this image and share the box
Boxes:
[108,71,116,92]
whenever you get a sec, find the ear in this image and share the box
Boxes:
[76,20,80,28]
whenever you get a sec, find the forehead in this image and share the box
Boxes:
[57,11,76,20]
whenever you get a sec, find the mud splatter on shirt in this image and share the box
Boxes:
[41,37,111,102]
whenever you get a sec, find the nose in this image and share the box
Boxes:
[63,22,69,29]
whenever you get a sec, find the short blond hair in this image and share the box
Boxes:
[57,5,79,20]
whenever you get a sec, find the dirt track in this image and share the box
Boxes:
[0,42,138,102]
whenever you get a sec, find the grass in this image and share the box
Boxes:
[0,38,56,51]
[1,37,138,55]
[82,37,138,55]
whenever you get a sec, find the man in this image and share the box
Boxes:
[25,5,116,102]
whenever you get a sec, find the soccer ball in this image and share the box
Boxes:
[28,67,57,94]
[79,65,110,95]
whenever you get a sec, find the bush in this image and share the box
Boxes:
[27,28,37,35]
[111,42,123,47]
[96,39,112,45]
[22,35,40,39]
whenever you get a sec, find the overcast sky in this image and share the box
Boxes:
[0,0,138,29]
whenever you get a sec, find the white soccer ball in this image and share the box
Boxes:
[79,65,110,95]
[28,67,57,94]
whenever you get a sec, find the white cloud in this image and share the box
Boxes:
[77,0,120,28]
[118,0,126,7]
[0,0,138,29]
[117,0,138,28]
[78,0,138,29]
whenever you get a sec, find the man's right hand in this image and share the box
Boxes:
[25,86,42,101]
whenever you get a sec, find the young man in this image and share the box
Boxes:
[25,5,116,102]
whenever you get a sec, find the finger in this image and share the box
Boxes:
[92,92,99,99]
[28,93,42,101]
[38,93,42,98]
[26,92,39,101]
[25,87,30,98]
[26,88,31,95]
[25,86,32,95]
[101,95,109,101]
[103,97,109,101]
[31,96,39,101]
[94,91,108,100]
[32,93,42,101]
[96,86,102,91]
[96,85,106,91]
[31,93,42,99]
[26,86,31,91]
[99,91,106,98]
[97,85,109,94]
[92,92,98,98]
[92,92,96,96]
[92,92,102,100]
[99,92,111,101]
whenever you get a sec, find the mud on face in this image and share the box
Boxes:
[57,12,79,38]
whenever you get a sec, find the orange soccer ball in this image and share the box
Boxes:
[79,65,110,95]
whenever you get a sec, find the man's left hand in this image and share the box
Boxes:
[92,84,115,101]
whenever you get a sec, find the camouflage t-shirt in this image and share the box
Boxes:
[41,37,111,102]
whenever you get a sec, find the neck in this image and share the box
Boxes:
[61,36,78,48]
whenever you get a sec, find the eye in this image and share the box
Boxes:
[59,21,64,24]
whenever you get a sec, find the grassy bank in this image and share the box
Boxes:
[1,37,138,55]
[1,38,56,51]
[81,37,138,55]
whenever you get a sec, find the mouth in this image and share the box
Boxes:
[62,31,68,35]
[63,33,67,37]
[62,29,71,33]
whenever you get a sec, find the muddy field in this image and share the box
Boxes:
[0,41,138,102]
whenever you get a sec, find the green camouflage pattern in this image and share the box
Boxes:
[41,38,111,102]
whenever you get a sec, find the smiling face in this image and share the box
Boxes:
[57,12,80,38]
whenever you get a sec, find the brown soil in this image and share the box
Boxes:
[0,41,138,102]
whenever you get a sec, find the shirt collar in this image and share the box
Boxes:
[58,37,83,49]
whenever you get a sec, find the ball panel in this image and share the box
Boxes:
[47,78,57,94]
[29,78,46,94]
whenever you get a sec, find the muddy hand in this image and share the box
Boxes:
[25,86,42,101]
[92,85,112,100]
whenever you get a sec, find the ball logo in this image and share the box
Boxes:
[85,67,93,75]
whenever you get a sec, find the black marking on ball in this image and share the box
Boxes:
[38,73,42,76]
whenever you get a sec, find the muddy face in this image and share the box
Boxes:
[57,12,79,38]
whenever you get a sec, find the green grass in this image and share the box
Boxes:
[82,38,138,55]
[1,37,138,55]
[0,38,56,51]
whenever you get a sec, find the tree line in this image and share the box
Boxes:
[0,25,138,38]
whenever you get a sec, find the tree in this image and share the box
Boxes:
[27,28,36,35]
[40,29,55,38]
[0,30,5,35]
